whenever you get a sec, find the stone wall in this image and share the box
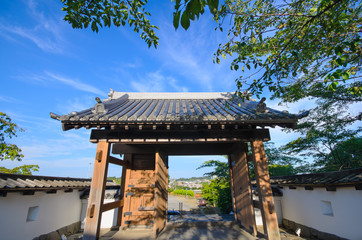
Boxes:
[32,221,81,240]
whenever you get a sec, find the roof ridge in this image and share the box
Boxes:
[107,91,238,100]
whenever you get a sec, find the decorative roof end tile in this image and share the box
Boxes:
[256,97,269,114]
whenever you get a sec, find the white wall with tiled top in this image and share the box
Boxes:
[0,190,82,240]
[280,186,362,240]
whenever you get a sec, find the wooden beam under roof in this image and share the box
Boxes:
[90,128,270,143]
[112,143,238,156]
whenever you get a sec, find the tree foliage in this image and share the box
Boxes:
[198,159,232,213]
[196,159,229,179]
[249,142,307,178]
[1,112,24,161]
[61,0,159,48]
[0,112,39,175]
[0,165,39,175]
[323,137,362,171]
[174,0,362,100]
[282,96,361,172]
[201,178,232,213]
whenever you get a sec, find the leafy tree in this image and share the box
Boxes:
[174,0,362,100]
[197,159,229,179]
[282,97,361,172]
[61,0,159,48]
[201,178,231,213]
[0,165,39,175]
[1,112,23,161]
[248,142,307,178]
[198,159,232,213]
[322,137,362,171]
[0,112,39,175]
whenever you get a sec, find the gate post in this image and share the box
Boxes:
[83,141,111,240]
[251,140,280,240]
[229,143,257,236]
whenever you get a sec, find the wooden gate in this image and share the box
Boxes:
[122,154,156,227]
[153,151,168,238]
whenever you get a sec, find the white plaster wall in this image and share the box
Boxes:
[0,190,82,240]
[80,198,118,229]
[281,187,362,240]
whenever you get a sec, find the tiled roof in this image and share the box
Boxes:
[50,91,307,130]
[252,168,362,188]
[0,173,119,193]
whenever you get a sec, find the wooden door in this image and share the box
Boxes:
[122,154,156,227]
[229,143,257,236]
[153,151,168,238]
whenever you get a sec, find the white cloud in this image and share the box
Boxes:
[20,131,94,159]
[0,24,63,53]
[45,72,107,96]
[0,95,20,103]
[56,96,95,115]
[0,0,66,53]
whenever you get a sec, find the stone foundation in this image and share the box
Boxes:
[33,221,81,240]
[282,218,347,240]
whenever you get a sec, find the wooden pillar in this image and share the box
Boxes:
[83,141,111,240]
[153,151,168,238]
[251,140,280,240]
[229,143,257,236]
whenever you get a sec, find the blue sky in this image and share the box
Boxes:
[1,1,358,179]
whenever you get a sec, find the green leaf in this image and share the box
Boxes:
[342,72,349,80]
[180,11,190,30]
[173,11,181,30]
[207,0,219,15]
[334,46,343,56]
[191,0,201,15]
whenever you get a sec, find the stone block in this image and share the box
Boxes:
[74,221,81,233]
[288,220,296,231]
[56,226,68,237]
[282,219,289,229]
[66,221,81,235]
[299,225,311,238]
[38,231,61,240]
[318,231,340,240]
[310,228,318,238]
